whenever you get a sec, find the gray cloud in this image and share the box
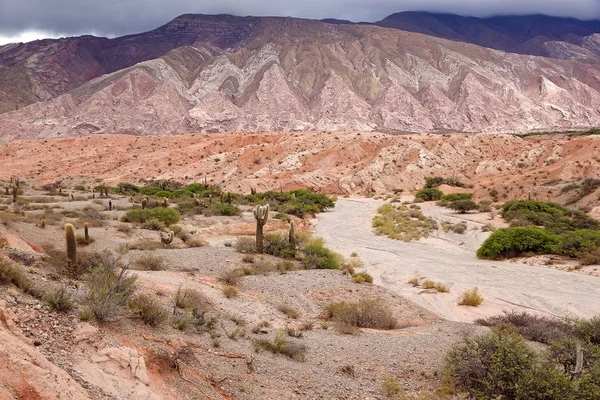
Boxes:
[0,0,599,38]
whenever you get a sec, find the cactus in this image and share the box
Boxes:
[12,185,17,203]
[194,197,200,206]
[289,220,296,248]
[250,187,256,196]
[160,230,174,246]
[141,198,147,209]
[40,219,46,229]
[162,197,168,208]
[108,200,113,211]
[253,204,269,253]
[209,194,212,204]
[227,192,232,204]
[84,222,89,242]
[4,187,8,195]
[64,223,77,265]
[70,193,74,201]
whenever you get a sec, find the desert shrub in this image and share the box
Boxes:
[278,304,301,319]
[425,176,468,189]
[264,232,295,259]
[444,328,535,399]
[235,237,256,254]
[128,294,167,326]
[502,200,599,234]
[476,311,575,344]
[0,259,32,291]
[253,330,307,361]
[324,299,397,330]
[435,282,450,293]
[121,207,180,225]
[422,279,436,289]
[210,203,241,216]
[301,237,343,270]
[458,287,484,307]
[45,286,74,312]
[415,188,443,201]
[514,363,576,400]
[382,376,402,397]
[133,253,169,271]
[185,238,208,248]
[556,230,600,258]
[578,360,600,400]
[84,255,137,322]
[220,268,244,286]
[171,311,196,331]
[273,212,291,222]
[476,227,558,259]
[481,223,496,232]
[140,218,166,231]
[351,271,373,284]
[222,285,238,298]
[76,234,95,246]
[441,193,473,202]
[578,316,600,345]
[451,221,467,234]
[449,199,479,214]
[373,204,438,241]
[175,287,209,314]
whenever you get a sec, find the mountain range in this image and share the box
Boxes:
[0,12,599,142]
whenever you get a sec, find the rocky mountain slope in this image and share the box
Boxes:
[1,15,600,141]
[0,15,600,142]
[376,12,600,62]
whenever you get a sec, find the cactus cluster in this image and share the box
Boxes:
[253,204,270,253]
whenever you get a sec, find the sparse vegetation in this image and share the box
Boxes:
[351,271,373,283]
[373,204,438,241]
[324,299,397,330]
[458,287,484,307]
[128,294,167,326]
[121,207,181,226]
[253,330,307,361]
[45,286,74,312]
[133,253,169,271]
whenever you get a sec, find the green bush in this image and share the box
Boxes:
[557,230,600,258]
[502,200,599,234]
[264,232,295,259]
[444,328,535,399]
[122,207,180,225]
[477,227,559,259]
[515,363,576,400]
[415,188,443,201]
[449,199,479,214]
[425,176,468,188]
[441,193,473,202]
[302,237,343,269]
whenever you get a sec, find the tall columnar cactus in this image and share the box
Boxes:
[84,222,89,243]
[40,218,46,229]
[64,223,77,265]
[162,197,169,208]
[253,204,269,254]
[160,230,174,246]
[12,185,17,203]
[250,187,256,196]
[289,220,296,248]
[141,198,148,209]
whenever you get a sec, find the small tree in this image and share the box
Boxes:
[449,199,479,214]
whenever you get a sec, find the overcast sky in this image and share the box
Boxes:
[1,0,599,45]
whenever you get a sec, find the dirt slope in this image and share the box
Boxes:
[1,131,600,211]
